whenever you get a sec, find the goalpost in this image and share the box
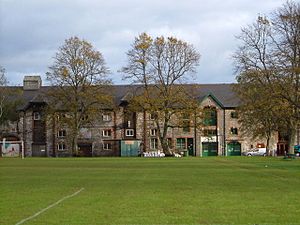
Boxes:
[0,138,24,159]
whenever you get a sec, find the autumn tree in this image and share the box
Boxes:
[122,33,200,155]
[233,1,300,153]
[235,71,291,155]
[47,36,111,156]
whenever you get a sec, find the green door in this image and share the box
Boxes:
[227,142,241,156]
[121,140,140,156]
[202,142,218,156]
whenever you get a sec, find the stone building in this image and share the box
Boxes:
[0,76,284,157]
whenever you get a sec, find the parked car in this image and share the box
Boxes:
[242,148,267,156]
[294,145,300,155]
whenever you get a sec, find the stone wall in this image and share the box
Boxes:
[224,109,278,153]
[14,98,284,157]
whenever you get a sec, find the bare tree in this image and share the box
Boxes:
[0,66,8,121]
[234,1,300,153]
[122,33,200,155]
[47,36,112,156]
[0,66,21,130]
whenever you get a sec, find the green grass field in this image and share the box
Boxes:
[1,157,300,225]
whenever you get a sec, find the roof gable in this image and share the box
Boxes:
[199,93,224,108]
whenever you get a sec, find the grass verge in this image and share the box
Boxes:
[1,157,300,224]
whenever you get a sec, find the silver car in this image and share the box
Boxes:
[243,148,267,156]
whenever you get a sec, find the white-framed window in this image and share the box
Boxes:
[150,138,158,149]
[125,129,134,137]
[57,129,66,137]
[57,143,66,151]
[150,129,157,136]
[102,129,112,137]
[102,113,111,122]
[103,142,112,150]
[33,112,41,120]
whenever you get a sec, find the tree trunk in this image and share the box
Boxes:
[288,128,296,154]
[71,131,79,156]
[161,138,172,156]
[156,114,173,156]
[266,134,270,156]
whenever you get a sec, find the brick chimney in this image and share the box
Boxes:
[23,76,42,90]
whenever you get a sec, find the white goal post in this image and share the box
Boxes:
[0,138,24,159]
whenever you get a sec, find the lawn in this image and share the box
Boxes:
[1,157,300,225]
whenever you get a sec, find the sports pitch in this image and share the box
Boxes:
[1,157,300,224]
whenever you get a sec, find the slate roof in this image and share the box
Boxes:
[4,84,240,111]
[111,84,240,108]
[192,84,240,108]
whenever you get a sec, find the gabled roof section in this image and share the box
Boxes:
[2,83,240,111]
[199,93,224,108]
[191,83,240,108]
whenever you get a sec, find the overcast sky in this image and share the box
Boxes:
[0,0,286,85]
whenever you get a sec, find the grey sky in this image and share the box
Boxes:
[0,0,285,85]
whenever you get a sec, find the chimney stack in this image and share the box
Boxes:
[23,75,42,90]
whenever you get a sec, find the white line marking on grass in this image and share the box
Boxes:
[15,188,85,225]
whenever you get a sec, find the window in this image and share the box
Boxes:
[176,138,186,149]
[33,112,41,120]
[150,129,157,136]
[102,130,112,137]
[150,138,158,149]
[57,143,66,151]
[182,113,191,132]
[183,121,191,132]
[203,107,217,126]
[57,129,66,137]
[102,113,111,122]
[231,111,238,119]
[125,129,134,136]
[103,142,112,150]
[230,127,238,135]
[203,129,217,136]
